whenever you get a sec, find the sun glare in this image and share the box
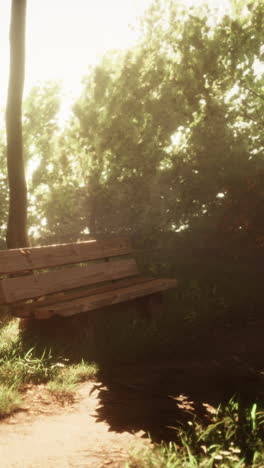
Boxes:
[0,0,238,128]
[0,0,232,115]
[0,0,151,117]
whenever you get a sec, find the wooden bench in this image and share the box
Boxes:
[0,237,177,320]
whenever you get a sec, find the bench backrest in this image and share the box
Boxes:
[0,237,139,305]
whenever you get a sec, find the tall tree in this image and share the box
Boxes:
[72,0,264,248]
[6,0,29,248]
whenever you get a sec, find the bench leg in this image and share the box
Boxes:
[84,315,97,350]
[139,292,165,322]
[66,313,97,352]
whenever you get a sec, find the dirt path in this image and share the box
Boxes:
[0,319,263,468]
[0,382,148,468]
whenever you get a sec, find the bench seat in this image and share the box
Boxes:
[0,237,177,320]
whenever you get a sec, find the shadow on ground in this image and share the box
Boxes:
[20,313,264,443]
[92,320,264,442]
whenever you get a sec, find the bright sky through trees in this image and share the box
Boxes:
[0,0,151,112]
[0,0,231,120]
[0,0,262,247]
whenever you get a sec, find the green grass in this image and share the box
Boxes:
[0,347,58,387]
[0,320,21,359]
[127,398,264,468]
[0,384,22,418]
[127,443,264,467]
[47,360,98,395]
[0,319,99,417]
[0,316,263,468]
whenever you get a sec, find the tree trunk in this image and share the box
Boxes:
[6,0,29,249]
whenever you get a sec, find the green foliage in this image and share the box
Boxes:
[46,375,77,395]
[0,319,57,386]
[68,0,264,249]
[0,385,22,419]
[0,348,58,387]
[0,320,98,416]
[47,360,98,395]
[0,129,8,246]
[0,320,21,359]
[127,398,264,467]
[0,0,264,326]
[64,360,98,382]
[23,82,63,241]
[173,397,264,464]
[0,0,263,247]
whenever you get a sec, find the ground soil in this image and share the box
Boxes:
[0,382,149,468]
[0,318,263,468]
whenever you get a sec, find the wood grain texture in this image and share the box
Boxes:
[11,277,154,318]
[0,258,139,304]
[0,237,132,275]
[31,278,178,319]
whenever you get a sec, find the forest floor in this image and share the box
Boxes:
[0,379,150,468]
[0,318,263,468]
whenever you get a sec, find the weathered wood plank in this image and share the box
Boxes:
[0,258,139,304]
[11,276,154,318]
[0,237,132,275]
[32,278,178,319]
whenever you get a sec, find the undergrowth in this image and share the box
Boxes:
[127,397,264,468]
[47,360,98,395]
[0,385,22,418]
[0,316,263,467]
[0,319,98,417]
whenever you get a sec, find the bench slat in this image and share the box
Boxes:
[0,258,139,304]
[11,276,154,318]
[32,278,178,319]
[0,237,132,275]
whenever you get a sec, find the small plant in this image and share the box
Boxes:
[0,320,99,415]
[47,376,77,396]
[47,360,98,395]
[127,397,264,468]
[174,397,264,466]
[64,360,98,382]
[0,319,21,359]
[0,347,58,387]
[0,384,22,418]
